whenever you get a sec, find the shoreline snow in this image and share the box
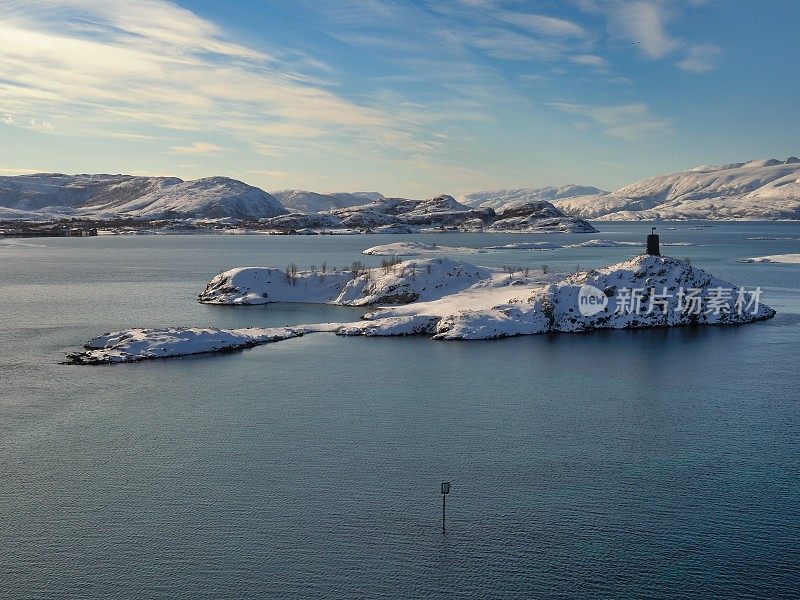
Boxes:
[738,254,800,264]
[68,254,776,364]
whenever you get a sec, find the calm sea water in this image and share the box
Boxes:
[1,223,799,599]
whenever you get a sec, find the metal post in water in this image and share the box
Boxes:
[441,481,450,533]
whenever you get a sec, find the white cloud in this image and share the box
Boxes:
[678,43,721,73]
[550,102,672,139]
[609,1,683,59]
[498,12,587,38]
[570,54,610,68]
[169,142,223,155]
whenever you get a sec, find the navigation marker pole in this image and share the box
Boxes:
[441,482,450,533]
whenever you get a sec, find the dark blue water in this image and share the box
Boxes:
[1,223,799,598]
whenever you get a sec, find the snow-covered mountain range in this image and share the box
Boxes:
[3,157,800,225]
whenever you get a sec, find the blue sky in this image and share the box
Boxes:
[1,0,798,196]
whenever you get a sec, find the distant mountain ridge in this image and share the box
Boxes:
[271,190,386,213]
[2,158,799,223]
[460,185,607,211]
[259,194,596,233]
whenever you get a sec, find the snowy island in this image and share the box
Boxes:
[68,249,775,364]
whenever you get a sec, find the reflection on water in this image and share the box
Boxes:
[1,223,799,599]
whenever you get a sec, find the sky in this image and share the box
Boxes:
[1,0,798,197]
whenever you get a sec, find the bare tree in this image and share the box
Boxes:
[285,262,299,286]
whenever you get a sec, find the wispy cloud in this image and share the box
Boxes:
[0,0,439,157]
[549,102,672,139]
[609,1,682,59]
[678,43,721,73]
[584,0,721,72]
[169,142,224,155]
[465,28,564,61]
[497,12,587,38]
[570,54,610,68]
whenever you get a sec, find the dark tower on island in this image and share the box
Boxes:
[647,227,660,256]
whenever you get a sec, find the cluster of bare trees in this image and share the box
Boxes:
[380,256,402,273]
[284,259,560,288]
[502,266,532,279]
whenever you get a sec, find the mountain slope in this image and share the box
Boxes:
[272,190,384,213]
[553,158,800,220]
[461,185,607,211]
[0,174,287,220]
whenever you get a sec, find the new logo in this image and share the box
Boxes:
[578,284,608,316]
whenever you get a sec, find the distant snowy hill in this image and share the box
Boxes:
[461,185,607,211]
[272,190,384,213]
[552,158,800,221]
[261,194,596,233]
[0,174,287,220]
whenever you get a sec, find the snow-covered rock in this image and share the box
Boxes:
[738,254,800,264]
[487,200,597,233]
[484,242,562,250]
[258,212,342,230]
[257,193,589,233]
[199,258,494,307]
[362,242,485,256]
[66,326,306,364]
[566,239,641,248]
